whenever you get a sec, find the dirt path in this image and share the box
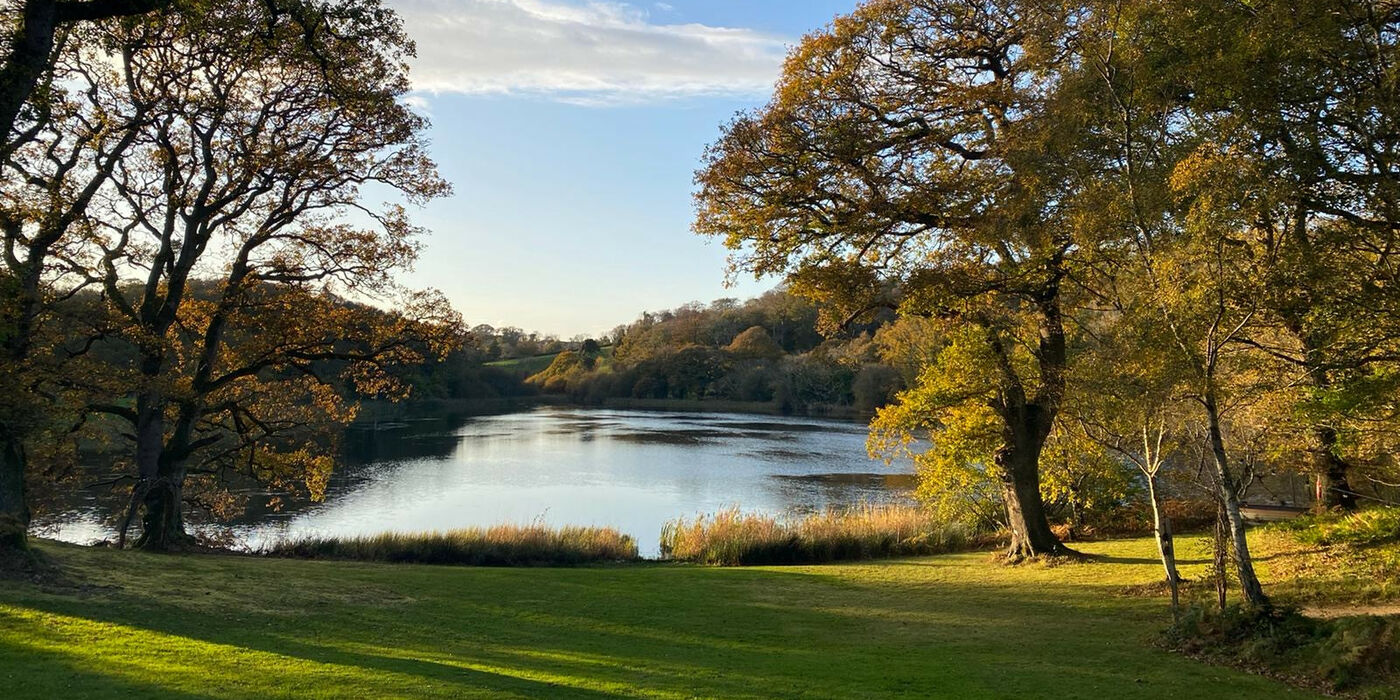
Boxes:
[1303,603,1400,619]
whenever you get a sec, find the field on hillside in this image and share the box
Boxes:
[485,353,562,376]
[0,537,1332,699]
[487,348,615,378]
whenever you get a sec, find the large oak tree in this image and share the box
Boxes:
[695,0,1111,558]
[62,0,454,548]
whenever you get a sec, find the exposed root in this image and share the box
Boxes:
[997,543,1088,566]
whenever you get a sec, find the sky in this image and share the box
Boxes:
[384,0,859,338]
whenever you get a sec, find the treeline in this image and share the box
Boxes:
[522,291,912,415]
[693,0,1400,611]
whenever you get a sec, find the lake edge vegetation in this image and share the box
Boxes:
[262,523,640,567]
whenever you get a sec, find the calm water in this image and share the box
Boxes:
[37,407,914,557]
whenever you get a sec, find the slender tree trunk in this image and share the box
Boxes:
[1213,500,1228,612]
[0,430,28,551]
[1204,392,1269,608]
[1146,474,1180,617]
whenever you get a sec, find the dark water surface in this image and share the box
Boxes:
[37,408,914,557]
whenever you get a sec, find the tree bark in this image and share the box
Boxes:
[1204,391,1270,608]
[996,405,1069,559]
[120,385,190,550]
[0,430,28,551]
[1146,475,1180,617]
[986,274,1073,561]
[1,1,173,157]
[133,464,189,550]
[1313,426,1357,511]
[0,1,60,161]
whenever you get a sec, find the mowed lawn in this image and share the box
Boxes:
[0,537,1320,699]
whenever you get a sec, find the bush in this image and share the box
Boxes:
[659,505,974,565]
[1168,602,1400,693]
[264,524,639,567]
[1286,506,1400,547]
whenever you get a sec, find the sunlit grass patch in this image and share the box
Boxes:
[0,605,442,699]
[659,504,975,565]
[0,537,1324,699]
[264,524,639,566]
[1255,507,1400,605]
[1284,506,1400,548]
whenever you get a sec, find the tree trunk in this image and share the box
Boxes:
[0,430,28,551]
[1146,475,1180,617]
[133,465,190,551]
[1204,392,1269,608]
[1213,500,1228,612]
[996,413,1068,559]
[1313,426,1357,511]
[0,1,59,162]
[121,389,191,550]
[2,1,173,159]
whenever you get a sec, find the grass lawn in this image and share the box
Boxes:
[0,536,1329,699]
[487,347,617,377]
[484,353,561,376]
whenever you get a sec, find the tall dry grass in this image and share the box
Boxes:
[265,524,639,567]
[659,504,974,565]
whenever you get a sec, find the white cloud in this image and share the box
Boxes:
[390,0,790,104]
[400,93,433,114]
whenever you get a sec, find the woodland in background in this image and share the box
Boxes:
[518,290,911,416]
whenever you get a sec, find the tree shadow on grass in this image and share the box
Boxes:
[1,547,1322,700]
[1089,555,1211,566]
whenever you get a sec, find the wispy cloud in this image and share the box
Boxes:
[390,0,790,104]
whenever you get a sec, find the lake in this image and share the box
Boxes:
[35,407,916,557]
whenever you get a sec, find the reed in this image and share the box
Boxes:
[264,524,639,567]
[659,504,974,565]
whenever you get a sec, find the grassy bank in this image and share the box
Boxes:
[1,536,1331,699]
[486,353,568,376]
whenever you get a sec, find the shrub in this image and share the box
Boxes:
[1167,602,1400,693]
[1286,506,1400,547]
[264,524,639,567]
[659,505,974,565]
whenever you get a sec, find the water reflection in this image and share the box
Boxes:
[36,407,914,557]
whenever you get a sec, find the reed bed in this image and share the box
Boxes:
[659,504,973,565]
[264,524,639,567]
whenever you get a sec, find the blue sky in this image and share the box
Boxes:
[386,0,858,337]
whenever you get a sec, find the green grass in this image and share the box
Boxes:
[265,524,639,566]
[660,505,974,565]
[488,348,614,378]
[1252,507,1400,605]
[0,537,1328,699]
[485,353,562,376]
